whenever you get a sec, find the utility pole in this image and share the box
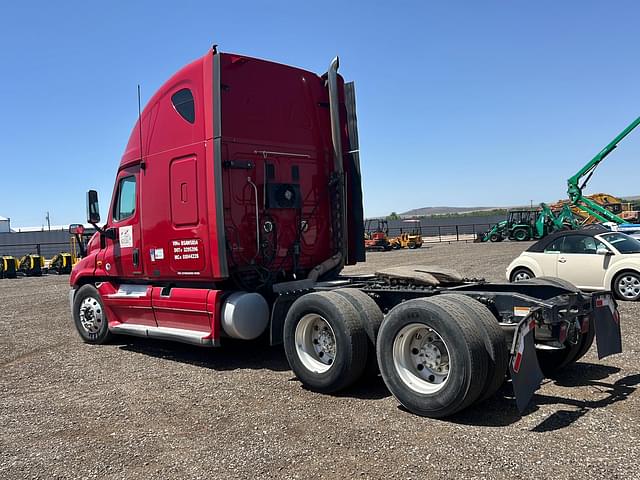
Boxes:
[45,211,50,231]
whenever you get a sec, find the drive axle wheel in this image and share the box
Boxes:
[613,271,640,301]
[284,291,368,393]
[333,289,384,377]
[439,294,509,402]
[72,284,112,344]
[295,314,337,373]
[393,323,451,394]
[377,297,488,418]
[537,319,595,376]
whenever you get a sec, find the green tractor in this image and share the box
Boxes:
[483,204,577,242]
[483,209,539,242]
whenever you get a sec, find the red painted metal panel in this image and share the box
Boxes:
[98,282,156,328]
[170,156,199,227]
[151,287,218,334]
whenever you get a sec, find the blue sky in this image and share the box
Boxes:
[1,1,639,226]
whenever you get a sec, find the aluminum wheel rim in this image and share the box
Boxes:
[513,270,531,282]
[618,275,640,299]
[79,297,104,334]
[393,323,450,394]
[295,314,336,373]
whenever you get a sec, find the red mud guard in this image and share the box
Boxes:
[592,292,622,359]
[509,314,544,413]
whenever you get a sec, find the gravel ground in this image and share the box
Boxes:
[1,241,639,479]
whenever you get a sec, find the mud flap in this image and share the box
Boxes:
[509,315,544,413]
[592,292,622,359]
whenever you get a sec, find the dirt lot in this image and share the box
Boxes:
[1,241,639,479]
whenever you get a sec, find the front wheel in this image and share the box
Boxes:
[489,233,501,242]
[72,284,112,344]
[613,271,640,301]
[510,267,534,282]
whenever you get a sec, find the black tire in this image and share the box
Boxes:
[512,229,529,241]
[510,267,534,282]
[489,233,501,243]
[612,271,640,301]
[572,317,596,363]
[72,284,112,344]
[439,294,509,402]
[333,288,384,377]
[376,296,488,418]
[283,291,369,393]
[520,277,594,375]
[537,317,595,376]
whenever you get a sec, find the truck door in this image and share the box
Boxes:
[104,167,144,279]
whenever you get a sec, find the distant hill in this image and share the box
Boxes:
[394,194,640,220]
[400,206,502,217]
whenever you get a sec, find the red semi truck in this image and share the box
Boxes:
[70,47,622,418]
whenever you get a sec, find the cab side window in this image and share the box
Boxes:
[113,176,136,221]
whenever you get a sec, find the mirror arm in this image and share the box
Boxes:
[90,221,105,235]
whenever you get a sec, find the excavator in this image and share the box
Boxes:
[549,193,633,226]
[567,115,640,225]
[483,203,577,242]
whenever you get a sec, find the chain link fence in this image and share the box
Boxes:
[0,222,495,260]
[385,224,491,244]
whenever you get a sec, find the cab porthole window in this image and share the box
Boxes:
[171,88,195,124]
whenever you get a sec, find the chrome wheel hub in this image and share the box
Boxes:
[514,271,531,282]
[79,297,103,334]
[618,275,640,299]
[295,314,337,373]
[393,324,450,394]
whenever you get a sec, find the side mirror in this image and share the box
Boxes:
[86,190,101,224]
[68,223,85,235]
[596,247,611,255]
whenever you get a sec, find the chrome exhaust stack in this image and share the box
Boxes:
[327,57,344,176]
[326,56,347,270]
